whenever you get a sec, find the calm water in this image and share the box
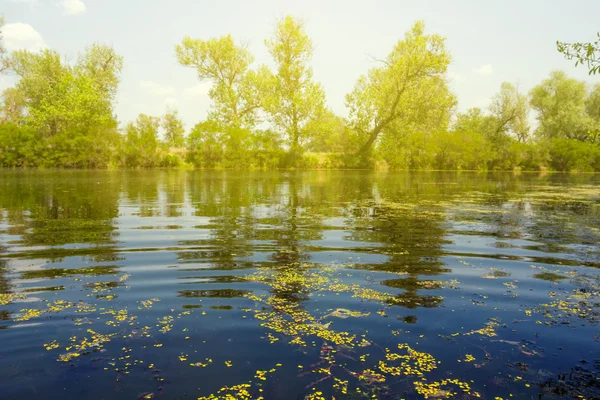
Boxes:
[0,171,599,400]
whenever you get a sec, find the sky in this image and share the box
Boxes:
[1,0,599,130]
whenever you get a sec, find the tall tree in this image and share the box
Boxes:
[262,16,327,157]
[557,33,600,75]
[162,107,185,147]
[345,21,453,156]
[530,71,593,141]
[489,82,530,142]
[10,44,123,137]
[175,35,262,128]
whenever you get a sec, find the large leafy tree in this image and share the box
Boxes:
[262,16,327,157]
[529,71,594,142]
[186,120,225,168]
[10,44,123,137]
[489,82,530,142]
[345,21,454,156]
[175,35,263,128]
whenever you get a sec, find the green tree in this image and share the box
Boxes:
[452,107,496,137]
[345,21,454,157]
[557,33,600,75]
[10,44,123,137]
[249,129,285,169]
[162,107,185,147]
[175,35,262,128]
[530,71,593,141]
[75,43,123,103]
[303,109,357,154]
[125,114,161,167]
[489,82,530,142]
[262,16,327,159]
[436,129,490,170]
[547,137,600,171]
[0,123,37,167]
[186,120,224,168]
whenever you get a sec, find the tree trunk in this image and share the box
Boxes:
[357,129,380,155]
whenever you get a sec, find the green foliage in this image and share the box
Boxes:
[261,16,327,161]
[557,32,600,75]
[529,71,595,141]
[435,130,490,170]
[547,138,600,172]
[186,120,225,168]
[489,82,529,142]
[304,110,360,154]
[162,107,185,148]
[1,88,25,123]
[175,35,260,129]
[345,21,455,158]
[1,17,599,172]
[186,121,286,169]
[0,41,123,168]
[11,45,122,138]
[124,114,161,167]
[0,123,37,167]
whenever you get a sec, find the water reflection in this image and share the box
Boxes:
[0,170,599,399]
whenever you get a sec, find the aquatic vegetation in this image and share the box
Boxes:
[414,378,475,399]
[2,172,600,399]
[0,292,26,305]
[464,320,500,337]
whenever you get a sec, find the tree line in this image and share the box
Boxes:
[1,15,599,171]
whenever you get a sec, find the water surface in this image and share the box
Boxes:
[0,171,599,399]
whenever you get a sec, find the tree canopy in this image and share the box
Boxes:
[261,16,327,158]
[345,21,454,157]
[0,15,599,172]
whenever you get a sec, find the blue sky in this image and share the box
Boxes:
[1,0,599,130]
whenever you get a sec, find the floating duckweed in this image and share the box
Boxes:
[191,358,213,368]
[378,344,437,376]
[414,378,474,399]
[0,292,26,305]
[44,340,59,350]
[157,315,174,333]
[464,320,500,337]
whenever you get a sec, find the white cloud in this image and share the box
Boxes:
[59,0,86,15]
[184,82,211,97]
[473,64,494,76]
[447,71,466,83]
[3,23,47,52]
[140,80,176,96]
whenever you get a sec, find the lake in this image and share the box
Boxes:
[0,170,598,400]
